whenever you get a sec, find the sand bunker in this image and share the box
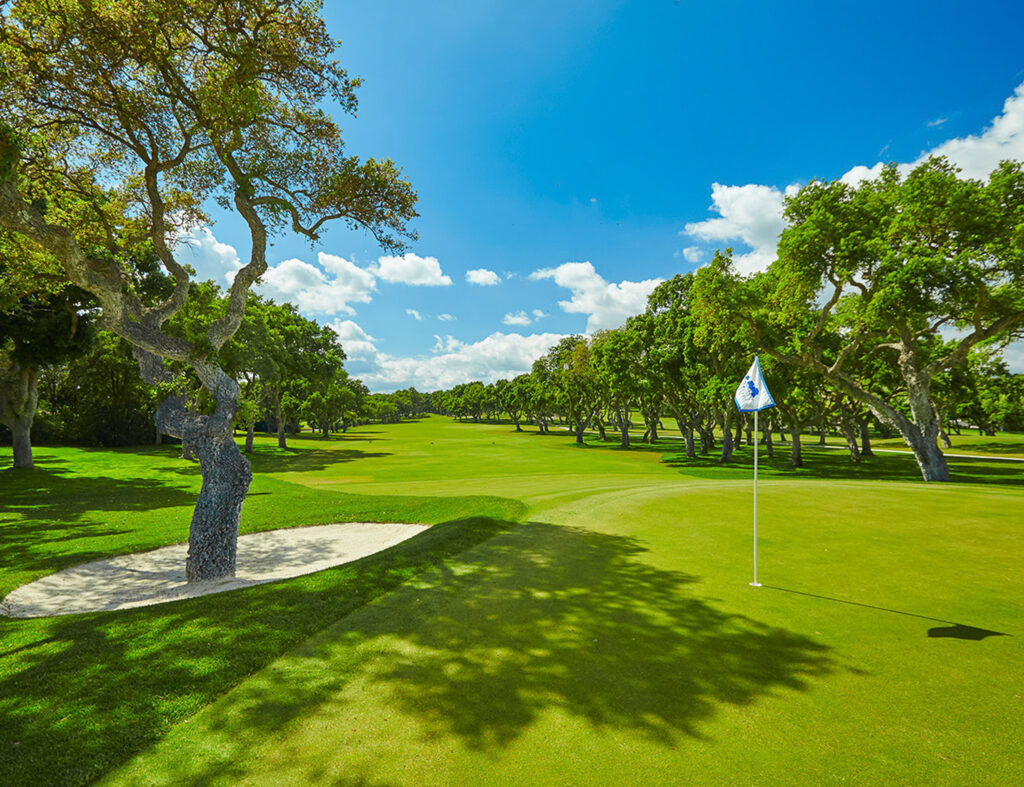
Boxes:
[1,522,430,619]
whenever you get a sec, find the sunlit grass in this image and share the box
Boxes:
[3,418,1023,785]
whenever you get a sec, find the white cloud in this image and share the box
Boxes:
[681,81,1024,274]
[918,82,1024,180]
[406,308,422,320]
[327,319,378,361]
[176,225,243,283]
[372,253,452,286]
[259,252,376,315]
[503,310,532,326]
[1003,340,1024,374]
[530,261,662,332]
[465,268,501,286]
[927,117,948,128]
[683,183,789,275]
[682,246,703,264]
[438,313,454,321]
[361,331,567,392]
[432,334,463,353]
[532,309,547,319]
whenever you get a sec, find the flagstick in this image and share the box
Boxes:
[750,408,761,587]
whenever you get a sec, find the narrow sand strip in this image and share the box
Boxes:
[1,522,430,619]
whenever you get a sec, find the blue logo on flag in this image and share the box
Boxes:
[746,378,759,398]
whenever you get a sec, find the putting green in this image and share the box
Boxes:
[97,418,1023,785]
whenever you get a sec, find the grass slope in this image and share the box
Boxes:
[2,418,1023,785]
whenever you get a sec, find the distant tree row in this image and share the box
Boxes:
[435,159,1024,482]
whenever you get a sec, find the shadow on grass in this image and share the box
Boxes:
[245,447,391,474]
[0,516,516,787]
[763,586,1011,640]
[654,443,1024,486]
[133,523,836,785]
[0,470,196,525]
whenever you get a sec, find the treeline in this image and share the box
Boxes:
[0,276,433,459]
[435,158,1024,482]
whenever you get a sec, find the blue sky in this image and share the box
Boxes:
[182,0,1024,390]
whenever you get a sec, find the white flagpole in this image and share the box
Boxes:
[750,408,761,587]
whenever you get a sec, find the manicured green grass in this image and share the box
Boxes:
[3,419,1024,785]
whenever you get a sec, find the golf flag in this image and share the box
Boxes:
[735,356,775,412]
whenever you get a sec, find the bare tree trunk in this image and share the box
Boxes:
[838,417,861,463]
[734,414,743,448]
[0,357,40,469]
[138,352,252,583]
[720,410,734,463]
[858,417,874,457]
[818,417,827,445]
[619,407,630,447]
[245,423,255,453]
[10,416,33,468]
[790,427,803,468]
[275,397,287,449]
[938,425,952,449]
[763,419,774,458]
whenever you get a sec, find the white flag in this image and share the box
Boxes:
[735,356,775,412]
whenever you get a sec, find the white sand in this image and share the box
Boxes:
[0,522,430,619]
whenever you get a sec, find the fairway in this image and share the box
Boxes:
[4,417,1018,784]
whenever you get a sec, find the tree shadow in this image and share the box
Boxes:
[0,516,514,786]
[149,522,836,786]
[245,447,391,474]
[0,468,195,526]
[658,444,1024,486]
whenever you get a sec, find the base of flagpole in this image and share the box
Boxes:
[749,582,762,587]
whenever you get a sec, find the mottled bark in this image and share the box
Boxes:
[838,417,861,463]
[245,424,255,453]
[137,351,251,582]
[858,417,874,457]
[0,355,40,469]
[938,425,952,449]
[275,397,287,449]
[720,410,734,463]
[789,428,803,468]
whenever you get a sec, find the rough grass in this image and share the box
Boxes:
[2,419,1023,785]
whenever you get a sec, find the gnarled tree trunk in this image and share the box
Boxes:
[0,355,40,469]
[138,351,251,582]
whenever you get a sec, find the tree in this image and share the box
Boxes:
[0,1,416,580]
[0,243,95,466]
[764,158,1024,481]
[591,328,642,447]
[536,335,601,444]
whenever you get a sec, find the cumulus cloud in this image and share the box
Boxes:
[532,309,547,319]
[682,246,703,264]
[438,313,454,321]
[361,332,567,392]
[406,308,422,320]
[530,261,662,333]
[683,183,790,275]
[372,253,452,286]
[918,82,1024,180]
[503,310,532,326]
[681,81,1024,273]
[259,252,376,315]
[327,319,378,361]
[466,268,501,286]
[176,225,243,283]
